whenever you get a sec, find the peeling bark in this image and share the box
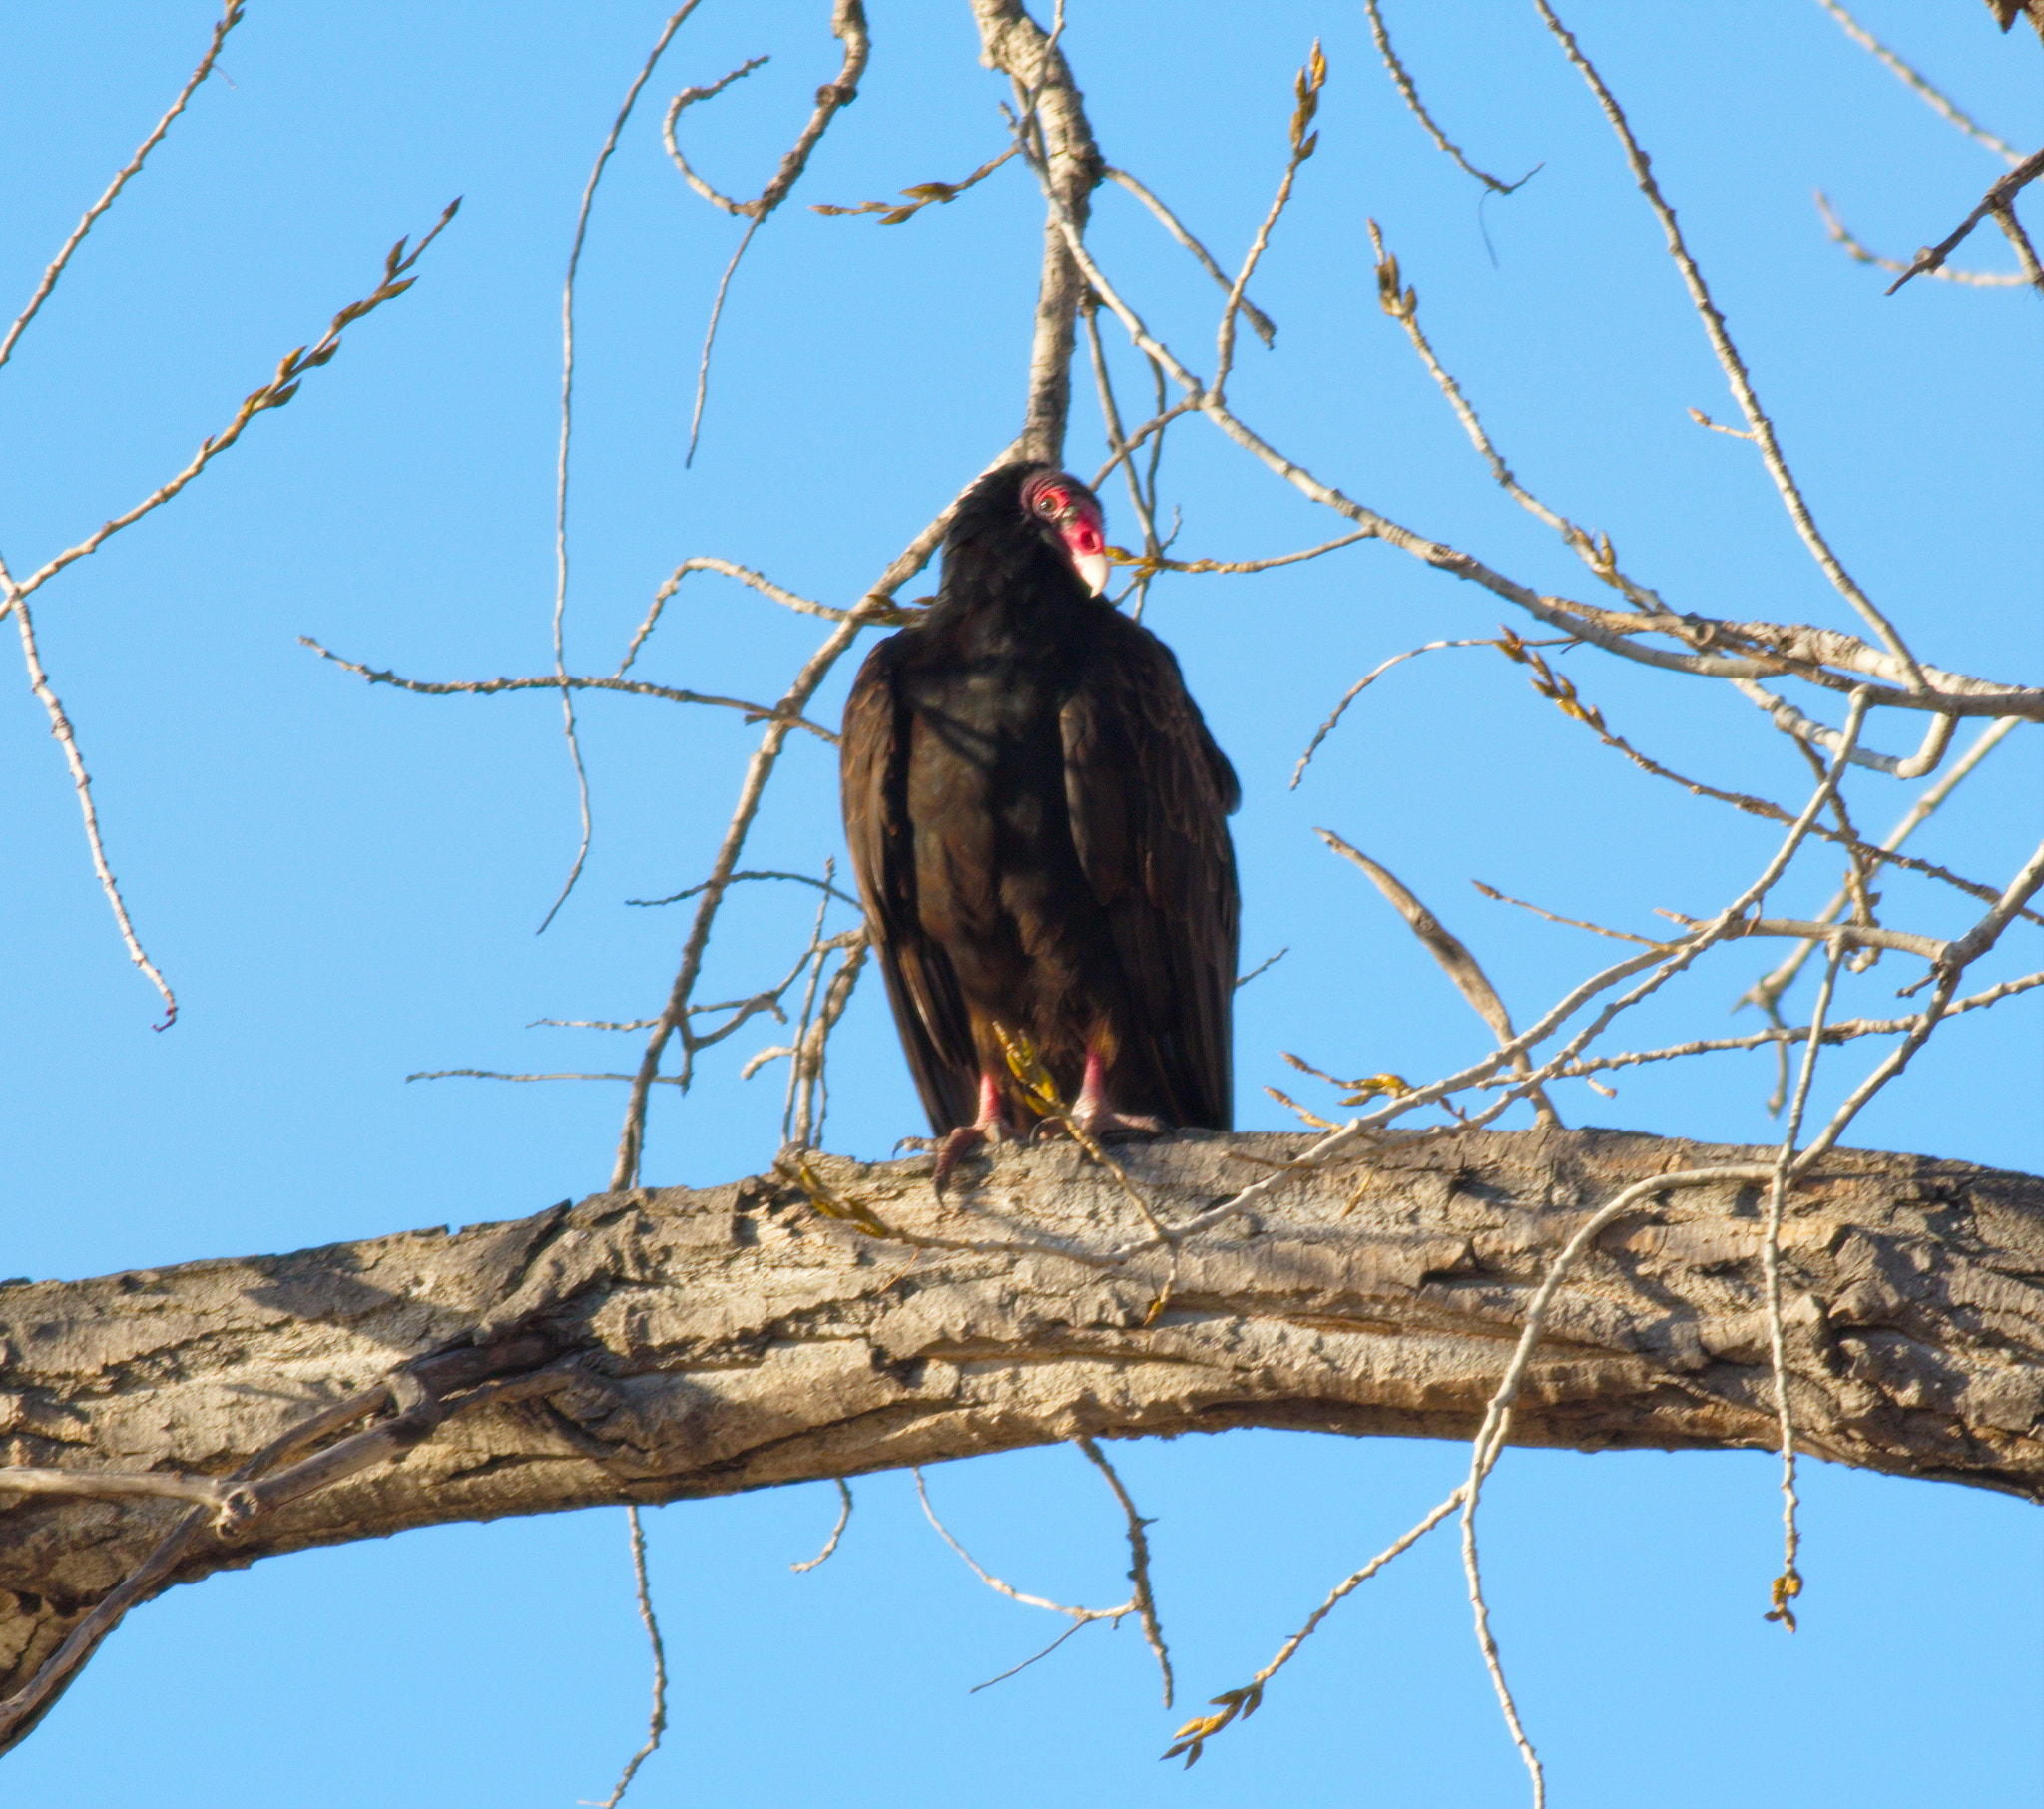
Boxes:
[973,0,1104,465]
[1,1128,2039,1740]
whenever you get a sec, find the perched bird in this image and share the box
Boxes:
[841,462,1240,1190]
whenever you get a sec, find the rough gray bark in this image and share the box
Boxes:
[2,1127,2040,1743]
[973,0,1104,465]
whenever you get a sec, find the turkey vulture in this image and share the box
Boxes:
[841,462,1240,1190]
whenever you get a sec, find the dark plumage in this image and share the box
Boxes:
[841,462,1240,1185]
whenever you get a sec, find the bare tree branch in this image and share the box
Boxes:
[545,3,704,933]
[1102,168,1276,346]
[1885,146,2044,296]
[1364,0,1539,195]
[12,599,176,1027]
[788,1479,853,1572]
[1025,148,2043,722]
[813,144,1020,225]
[0,0,246,376]
[974,0,1104,463]
[1813,0,2025,164]
[1074,1436,1173,1706]
[1816,189,2030,286]
[297,639,838,743]
[1530,1,1932,695]
[5,1131,2038,1741]
[1318,831,1561,1128]
[584,1506,669,1808]
[662,3,868,461]
[0,201,459,617]
[1739,714,2025,1014]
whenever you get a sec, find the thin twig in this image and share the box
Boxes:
[14,599,176,1027]
[0,0,245,376]
[778,869,837,1142]
[628,869,862,910]
[545,6,702,934]
[812,144,1020,226]
[1164,1492,1463,1765]
[666,3,870,459]
[1992,202,2044,289]
[1472,880,1664,947]
[298,641,836,741]
[1080,299,1167,613]
[1364,0,1539,194]
[1758,942,1843,1633]
[408,1068,685,1085]
[582,1507,670,1808]
[1214,42,1324,398]
[1815,190,2029,286]
[617,560,851,678]
[686,216,761,466]
[1369,219,1665,611]
[1739,715,2025,1015]
[660,55,770,214]
[1813,0,2024,165]
[1319,831,1559,1127]
[790,1479,854,1572]
[2,201,460,617]
[1075,1437,1174,1707]
[1110,530,1372,581]
[1102,168,1276,346]
[1293,636,1567,788]
[1532,0,1930,692]
[1235,947,1289,989]
[913,1466,1134,1642]
[788,932,867,1149]
[1883,151,2044,295]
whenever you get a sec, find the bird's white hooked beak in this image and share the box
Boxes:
[1064,506,1110,597]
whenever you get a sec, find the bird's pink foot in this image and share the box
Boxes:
[1068,1049,1166,1140]
[932,1071,1013,1197]
[933,1123,996,1196]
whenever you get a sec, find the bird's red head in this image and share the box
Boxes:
[1020,469,1110,598]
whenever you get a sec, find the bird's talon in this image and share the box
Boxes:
[1072,1107,1167,1141]
[932,1124,994,1197]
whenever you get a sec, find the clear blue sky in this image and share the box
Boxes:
[3,3,2038,1804]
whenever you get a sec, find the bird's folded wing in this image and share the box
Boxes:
[841,640,979,1132]
[1060,619,1240,1129]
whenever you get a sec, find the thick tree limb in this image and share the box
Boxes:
[1,1129,2038,1743]
[973,0,1104,464]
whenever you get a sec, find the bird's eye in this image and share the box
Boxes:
[1033,486,1072,520]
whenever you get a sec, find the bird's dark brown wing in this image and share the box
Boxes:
[840,636,981,1133]
[1060,616,1240,1129]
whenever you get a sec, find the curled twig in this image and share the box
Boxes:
[790,1479,854,1573]
[1364,0,1540,196]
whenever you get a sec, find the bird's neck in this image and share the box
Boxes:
[930,550,1099,660]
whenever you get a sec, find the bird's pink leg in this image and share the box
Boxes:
[933,1070,1010,1196]
[1069,1048,1165,1138]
